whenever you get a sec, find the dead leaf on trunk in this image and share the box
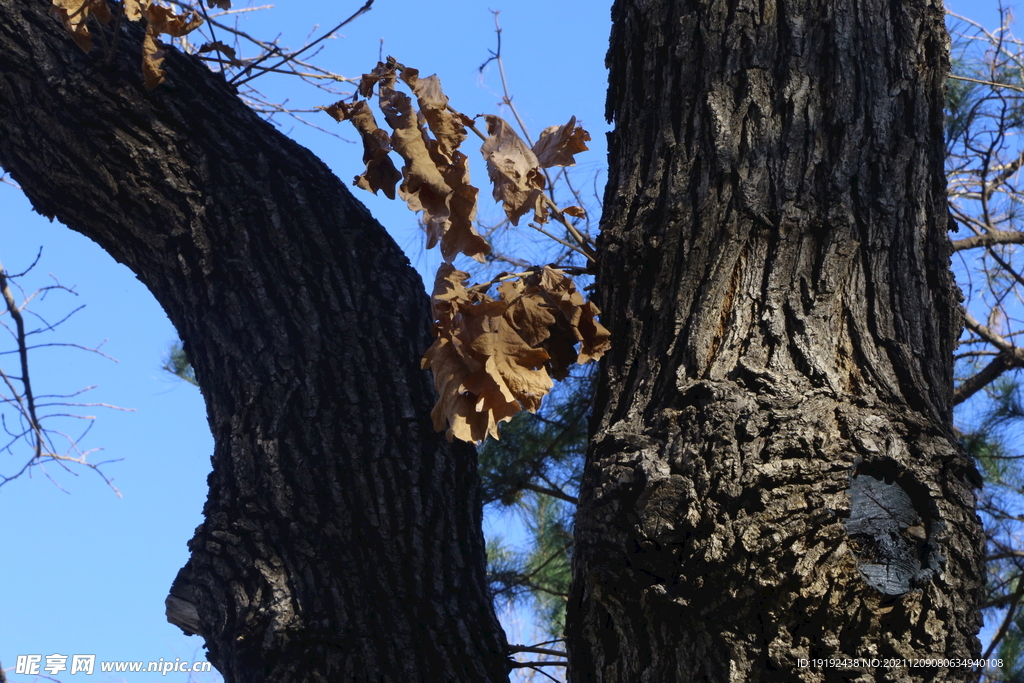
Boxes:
[141,32,167,90]
[141,4,204,89]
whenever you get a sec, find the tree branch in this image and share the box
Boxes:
[950,229,1024,251]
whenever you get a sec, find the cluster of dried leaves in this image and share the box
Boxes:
[45,5,609,444]
[323,60,609,443]
[425,265,608,443]
[50,0,229,89]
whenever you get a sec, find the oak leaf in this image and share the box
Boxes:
[424,337,493,443]
[359,61,393,98]
[123,0,147,21]
[349,61,489,263]
[198,40,240,65]
[50,0,111,53]
[481,115,547,226]
[532,116,591,168]
[464,315,552,416]
[399,67,467,163]
[422,266,503,442]
[323,100,402,199]
[145,3,203,37]
[141,4,203,89]
[499,277,556,347]
[531,266,611,371]
[141,32,166,89]
[437,152,489,263]
[379,80,455,250]
[422,265,554,443]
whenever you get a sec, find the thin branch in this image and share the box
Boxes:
[952,230,1024,251]
[507,645,568,658]
[949,73,1024,94]
[954,349,1024,405]
[508,660,566,669]
[0,262,41,461]
[521,481,578,505]
[964,311,1024,358]
[475,12,598,263]
[541,194,597,260]
[984,572,1024,659]
[231,0,374,87]
[509,662,560,682]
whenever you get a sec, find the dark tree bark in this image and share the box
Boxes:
[0,3,509,682]
[567,0,984,681]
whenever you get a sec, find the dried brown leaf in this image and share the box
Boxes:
[500,278,556,347]
[422,337,489,442]
[563,205,586,218]
[465,315,552,415]
[139,4,202,89]
[422,265,554,443]
[532,116,591,168]
[354,63,489,263]
[207,0,231,8]
[438,152,489,263]
[359,61,393,98]
[493,267,612,380]
[324,100,402,199]
[380,81,454,247]
[400,67,467,162]
[141,31,166,89]
[531,266,611,368]
[423,266,504,442]
[198,40,239,64]
[575,299,611,363]
[481,115,547,226]
[145,3,203,37]
[50,0,111,53]
[123,0,147,21]
[430,263,474,311]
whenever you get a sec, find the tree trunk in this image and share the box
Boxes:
[0,3,509,682]
[567,0,984,681]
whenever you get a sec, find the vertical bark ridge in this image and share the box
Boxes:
[569,0,983,680]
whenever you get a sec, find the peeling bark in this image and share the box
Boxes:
[0,3,509,681]
[567,0,984,681]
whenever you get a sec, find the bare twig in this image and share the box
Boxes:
[0,255,128,493]
[231,0,374,87]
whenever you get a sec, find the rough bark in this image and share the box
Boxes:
[0,3,509,682]
[567,0,984,681]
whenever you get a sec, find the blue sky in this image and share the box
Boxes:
[0,1,1012,681]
